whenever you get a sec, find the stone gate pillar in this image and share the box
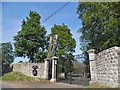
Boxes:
[87,49,97,83]
[50,56,58,82]
[44,58,50,80]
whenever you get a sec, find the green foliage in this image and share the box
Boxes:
[86,82,112,88]
[77,2,120,76]
[14,11,47,62]
[0,71,43,81]
[50,24,76,73]
[77,2,120,52]
[0,42,14,64]
[83,51,90,77]
[64,53,75,73]
[34,51,47,63]
[73,60,85,74]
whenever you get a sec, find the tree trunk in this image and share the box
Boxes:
[30,57,34,63]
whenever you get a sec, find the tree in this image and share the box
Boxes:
[14,11,47,62]
[64,53,75,73]
[50,24,76,73]
[73,60,85,74]
[77,2,120,76]
[77,2,120,52]
[0,42,14,64]
[83,51,90,78]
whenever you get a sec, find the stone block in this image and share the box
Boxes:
[88,46,120,88]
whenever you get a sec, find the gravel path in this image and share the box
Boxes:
[1,80,85,88]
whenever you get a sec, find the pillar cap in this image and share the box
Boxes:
[87,49,96,54]
[51,56,58,60]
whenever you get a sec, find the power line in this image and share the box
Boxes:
[41,1,71,24]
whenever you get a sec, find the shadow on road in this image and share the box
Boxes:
[57,77,90,86]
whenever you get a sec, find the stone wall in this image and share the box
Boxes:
[12,62,45,79]
[95,46,120,87]
[88,46,120,88]
[1,64,13,76]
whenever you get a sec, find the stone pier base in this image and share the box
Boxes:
[89,81,97,84]
[50,78,56,82]
[50,56,58,82]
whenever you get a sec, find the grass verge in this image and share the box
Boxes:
[86,83,112,88]
[0,71,44,82]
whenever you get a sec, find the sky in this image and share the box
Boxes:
[2,2,83,63]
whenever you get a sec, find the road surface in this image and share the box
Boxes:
[1,80,85,88]
[1,81,21,88]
